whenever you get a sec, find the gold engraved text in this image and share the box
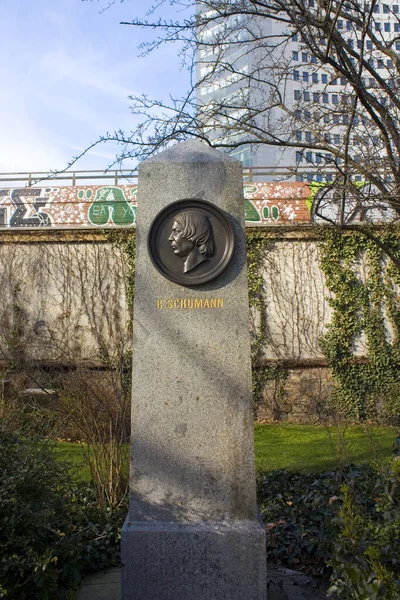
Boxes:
[156,298,224,309]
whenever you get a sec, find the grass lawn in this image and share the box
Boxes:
[254,423,396,472]
[54,424,397,482]
[52,442,91,483]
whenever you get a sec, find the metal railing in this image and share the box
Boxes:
[0,166,335,187]
[0,169,139,187]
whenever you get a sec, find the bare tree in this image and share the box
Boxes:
[79,0,400,230]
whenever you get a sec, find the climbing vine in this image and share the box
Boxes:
[318,227,400,421]
[246,230,288,406]
[106,225,400,422]
[106,230,136,331]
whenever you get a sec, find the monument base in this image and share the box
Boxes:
[121,517,266,600]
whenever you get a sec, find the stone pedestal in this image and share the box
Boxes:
[121,140,266,600]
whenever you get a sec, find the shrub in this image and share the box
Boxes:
[258,469,341,576]
[258,463,400,595]
[0,431,126,599]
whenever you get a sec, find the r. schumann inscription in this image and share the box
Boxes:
[156,298,224,309]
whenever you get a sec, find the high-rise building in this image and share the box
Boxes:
[196,1,399,182]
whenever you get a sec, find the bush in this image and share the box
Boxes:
[258,463,400,595]
[328,465,400,599]
[0,431,126,599]
[258,469,341,576]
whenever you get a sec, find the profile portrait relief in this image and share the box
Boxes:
[168,210,215,274]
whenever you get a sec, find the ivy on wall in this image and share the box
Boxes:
[318,228,400,421]
[246,231,288,407]
[107,226,400,422]
[106,230,136,331]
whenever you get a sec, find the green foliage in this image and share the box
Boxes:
[319,228,400,421]
[258,462,400,594]
[0,431,125,599]
[328,464,400,599]
[258,468,340,575]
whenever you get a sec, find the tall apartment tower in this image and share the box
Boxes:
[196,1,399,181]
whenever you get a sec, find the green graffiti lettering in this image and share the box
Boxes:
[88,187,136,226]
[244,200,261,222]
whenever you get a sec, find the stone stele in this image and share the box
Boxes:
[121,140,266,600]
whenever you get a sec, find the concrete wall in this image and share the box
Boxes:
[0,231,130,368]
[0,227,351,421]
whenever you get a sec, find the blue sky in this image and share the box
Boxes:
[0,0,190,173]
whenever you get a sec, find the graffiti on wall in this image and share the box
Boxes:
[0,181,396,229]
[243,182,311,223]
[0,185,138,228]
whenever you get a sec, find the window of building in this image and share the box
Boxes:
[324,133,331,143]
[313,92,319,102]
[311,55,317,63]
[383,4,389,12]
[340,77,346,85]
[296,151,303,163]
[396,42,400,50]
[292,33,298,41]
[326,173,333,182]
[367,40,373,49]
[306,151,313,162]
[302,52,308,62]
[346,20,352,30]
[334,134,340,145]
[369,77,375,87]
[338,19,343,28]
[304,131,311,143]
[384,22,391,31]
[378,59,384,68]
[304,110,311,120]
[388,59,394,69]
[294,70,300,81]
[343,114,349,124]
[309,0,314,6]
[373,4,380,12]
[303,71,309,82]
[303,91,310,101]
[324,114,330,123]
[294,90,301,100]
[312,73,319,83]
[376,22,381,29]
[331,78,338,85]
[357,39,362,48]
[306,173,314,181]
[296,131,302,141]
[333,114,340,125]
[332,94,339,104]
[320,37,327,45]
[316,153,323,163]
[316,173,323,182]
[323,92,329,103]
[395,22,400,31]
[394,4,399,13]
[322,73,328,83]
[292,51,299,60]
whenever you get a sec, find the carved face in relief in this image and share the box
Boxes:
[168,210,215,274]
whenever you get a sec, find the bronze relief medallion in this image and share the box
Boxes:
[148,199,235,285]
